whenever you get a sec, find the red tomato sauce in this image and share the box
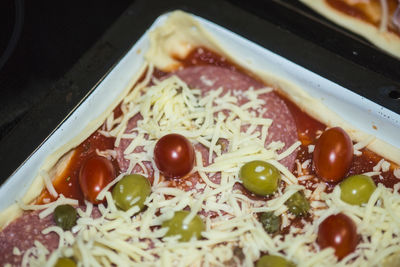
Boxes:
[326,0,400,37]
[326,0,373,24]
[38,46,399,206]
[178,47,237,71]
[282,95,326,146]
[36,132,117,204]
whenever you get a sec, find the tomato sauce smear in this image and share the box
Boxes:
[36,131,118,205]
[325,0,400,37]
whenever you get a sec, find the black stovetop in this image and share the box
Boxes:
[0,0,399,182]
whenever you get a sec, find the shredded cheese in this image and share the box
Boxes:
[17,73,400,267]
[18,194,78,219]
[41,170,58,198]
[353,135,375,156]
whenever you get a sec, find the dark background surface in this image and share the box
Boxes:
[0,0,399,182]
[0,0,134,140]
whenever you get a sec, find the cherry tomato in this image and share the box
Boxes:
[317,213,359,260]
[154,134,195,178]
[313,127,353,183]
[79,155,115,204]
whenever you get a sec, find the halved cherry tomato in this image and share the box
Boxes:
[154,134,195,178]
[317,213,359,260]
[313,127,353,183]
[79,155,115,204]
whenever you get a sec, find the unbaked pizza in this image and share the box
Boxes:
[300,0,400,58]
[0,11,400,267]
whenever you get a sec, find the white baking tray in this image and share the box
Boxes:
[1,11,399,213]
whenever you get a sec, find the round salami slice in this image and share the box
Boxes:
[0,206,101,266]
[0,211,59,266]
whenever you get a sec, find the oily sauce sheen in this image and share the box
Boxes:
[39,47,399,210]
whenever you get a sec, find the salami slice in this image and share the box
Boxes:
[0,211,58,266]
[116,66,298,174]
[0,207,102,266]
[116,113,154,176]
[175,66,298,169]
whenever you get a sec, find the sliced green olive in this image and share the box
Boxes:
[258,212,281,235]
[162,210,205,242]
[54,257,77,267]
[53,204,77,230]
[340,174,376,205]
[285,191,310,217]
[239,161,281,196]
[112,174,151,211]
[256,255,296,267]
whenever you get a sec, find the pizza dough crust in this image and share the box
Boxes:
[299,0,400,58]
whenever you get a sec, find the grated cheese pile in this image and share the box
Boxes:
[17,72,400,267]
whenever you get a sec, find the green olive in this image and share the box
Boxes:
[112,174,151,211]
[285,191,310,217]
[340,174,376,205]
[239,161,281,196]
[54,257,76,267]
[162,210,205,242]
[53,204,77,230]
[256,255,296,267]
[258,212,281,235]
